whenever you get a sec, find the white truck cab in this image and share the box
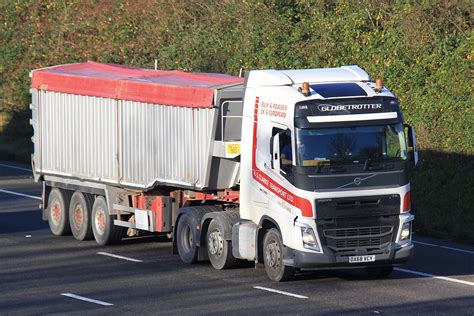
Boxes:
[236,66,416,280]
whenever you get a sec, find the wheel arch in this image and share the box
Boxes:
[256,216,281,264]
[201,209,239,246]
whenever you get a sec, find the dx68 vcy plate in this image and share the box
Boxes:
[348,255,375,263]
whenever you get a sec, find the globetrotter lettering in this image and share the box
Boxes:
[317,104,382,112]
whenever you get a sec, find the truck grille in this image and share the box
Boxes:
[325,226,392,238]
[316,214,398,257]
[324,226,393,254]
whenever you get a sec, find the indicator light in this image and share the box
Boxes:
[301,226,320,251]
[400,221,412,243]
[402,192,411,213]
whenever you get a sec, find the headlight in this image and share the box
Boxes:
[399,221,412,244]
[301,226,320,252]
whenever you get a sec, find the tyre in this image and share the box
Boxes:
[207,218,236,269]
[69,191,93,241]
[47,188,71,236]
[176,213,199,263]
[91,196,123,245]
[366,266,394,279]
[263,228,295,282]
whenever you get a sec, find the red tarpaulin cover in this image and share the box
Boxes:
[31,62,244,108]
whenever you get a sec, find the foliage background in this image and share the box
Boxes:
[0,0,472,242]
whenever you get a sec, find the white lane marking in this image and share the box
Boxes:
[439,245,474,255]
[0,163,32,172]
[61,293,113,306]
[254,286,308,299]
[97,252,143,263]
[395,268,474,287]
[412,240,440,247]
[0,188,41,200]
[413,240,474,255]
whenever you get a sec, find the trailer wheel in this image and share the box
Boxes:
[366,266,394,279]
[176,213,198,263]
[263,228,295,282]
[91,196,123,246]
[207,218,236,269]
[69,191,93,241]
[47,188,71,236]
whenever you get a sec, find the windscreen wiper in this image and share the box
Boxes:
[363,157,387,171]
[319,165,347,173]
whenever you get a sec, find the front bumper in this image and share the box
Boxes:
[285,242,413,269]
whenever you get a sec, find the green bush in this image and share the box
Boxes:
[0,1,472,242]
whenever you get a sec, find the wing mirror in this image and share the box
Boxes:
[405,124,419,168]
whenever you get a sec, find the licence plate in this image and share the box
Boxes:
[348,255,375,263]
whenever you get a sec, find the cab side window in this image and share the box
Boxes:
[271,128,293,178]
[280,130,292,167]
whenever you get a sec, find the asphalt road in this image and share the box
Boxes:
[0,162,473,315]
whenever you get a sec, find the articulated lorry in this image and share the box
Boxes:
[30,62,418,281]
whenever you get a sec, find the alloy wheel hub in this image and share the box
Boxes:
[208,230,223,256]
[265,241,280,269]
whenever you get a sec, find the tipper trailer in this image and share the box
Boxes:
[30,62,418,281]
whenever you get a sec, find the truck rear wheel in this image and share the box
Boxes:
[69,191,93,241]
[176,213,199,263]
[263,228,295,282]
[47,188,71,236]
[207,218,236,269]
[91,196,123,245]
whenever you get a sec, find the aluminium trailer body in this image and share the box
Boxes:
[31,62,245,244]
[31,61,244,191]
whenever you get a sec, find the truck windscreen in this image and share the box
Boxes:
[295,123,408,166]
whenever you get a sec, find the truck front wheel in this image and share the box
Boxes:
[47,188,71,236]
[263,228,295,282]
[207,218,236,269]
[91,196,123,245]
